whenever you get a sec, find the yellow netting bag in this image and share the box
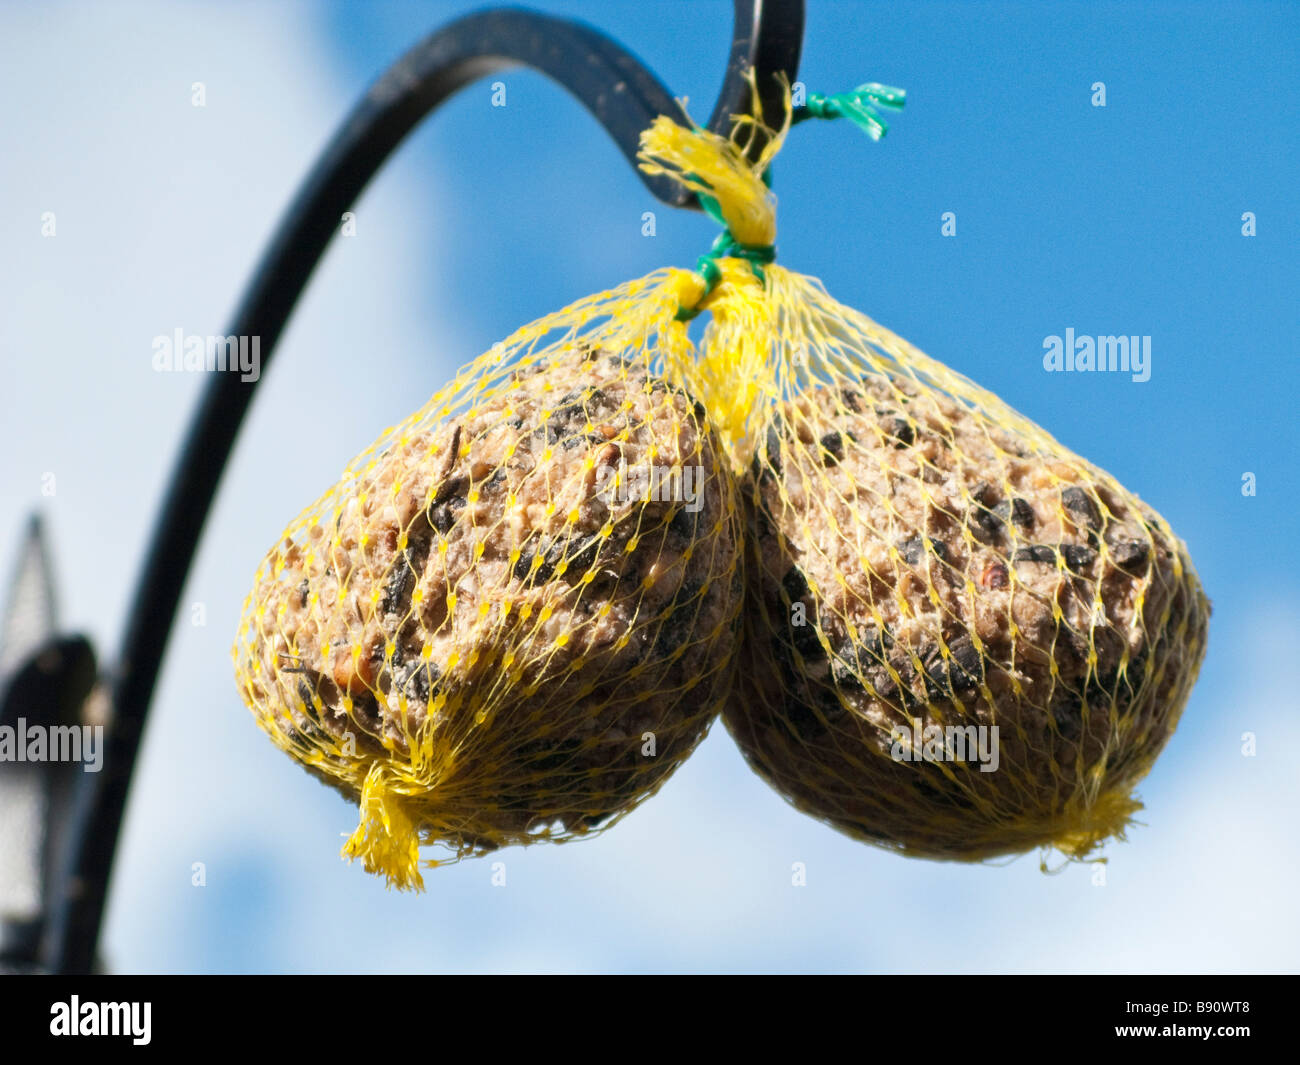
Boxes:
[232,279,744,889]
[233,73,1210,887]
[640,80,1211,864]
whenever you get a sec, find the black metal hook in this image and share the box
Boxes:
[11,0,804,974]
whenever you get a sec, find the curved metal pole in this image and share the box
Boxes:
[707,0,805,150]
[45,0,803,974]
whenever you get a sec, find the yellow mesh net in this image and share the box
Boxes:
[641,83,1211,864]
[233,75,1209,886]
[232,284,745,889]
[712,264,1209,862]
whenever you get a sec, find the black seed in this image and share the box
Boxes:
[522,546,554,582]
[1057,621,1089,664]
[298,579,309,608]
[819,431,844,466]
[946,634,983,691]
[1013,544,1058,564]
[550,401,585,425]
[443,425,462,471]
[886,655,926,709]
[994,497,1035,529]
[513,542,541,582]
[281,726,309,749]
[429,471,468,536]
[899,536,948,565]
[831,656,864,691]
[396,660,440,705]
[296,680,319,721]
[514,531,602,585]
[920,642,977,702]
[429,494,466,535]
[349,691,384,736]
[781,565,809,604]
[561,532,602,579]
[380,548,415,613]
[831,628,894,692]
[841,388,865,413]
[968,499,1004,543]
[432,474,468,507]
[631,374,667,395]
[379,557,415,616]
[654,579,703,658]
[899,537,924,564]
[764,425,783,477]
[379,525,432,616]
[775,582,824,660]
[1062,486,1101,530]
[874,670,902,702]
[858,627,893,665]
[692,399,707,422]
[1061,543,1097,572]
[878,411,914,447]
[1109,539,1150,570]
[773,567,822,663]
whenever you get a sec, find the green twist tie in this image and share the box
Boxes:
[672,80,904,321]
[800,82,906,140]
[674,187,776,322]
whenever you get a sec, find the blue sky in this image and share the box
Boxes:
[1,0,1297,972]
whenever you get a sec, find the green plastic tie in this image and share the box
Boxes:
[672,82,904,320]
[674,184,776,322]
[800,82,906,140]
